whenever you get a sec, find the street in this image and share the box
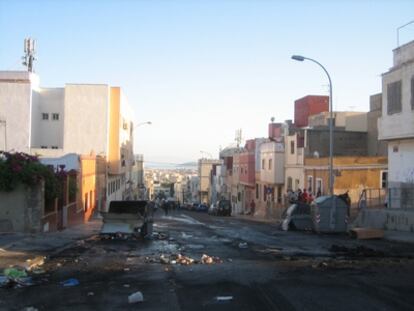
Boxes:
[1,210,414,311]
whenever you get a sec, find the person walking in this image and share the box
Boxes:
[249,199,256,216]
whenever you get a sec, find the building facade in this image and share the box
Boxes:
[378,40,414,208]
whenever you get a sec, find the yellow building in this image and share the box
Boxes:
[304,156,388,205]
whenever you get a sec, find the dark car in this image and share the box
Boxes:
[196,203,209,212]
[216,200,231,216]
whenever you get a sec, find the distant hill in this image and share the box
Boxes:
[178,162,197,167]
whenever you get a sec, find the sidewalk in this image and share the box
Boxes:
[0,218,102,269]
[233,214,414,244]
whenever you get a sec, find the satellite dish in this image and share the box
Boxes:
[271,117,275,123]
[313,151,319,158]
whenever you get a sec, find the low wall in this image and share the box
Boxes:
[352,208,414,232]
[0,183,44,233]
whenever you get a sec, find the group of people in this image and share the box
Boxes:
[287,188,321,204]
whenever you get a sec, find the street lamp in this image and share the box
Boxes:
[134,121,152,128]
[291,55,334,197]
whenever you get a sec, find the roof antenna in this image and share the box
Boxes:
[22,38,36,72]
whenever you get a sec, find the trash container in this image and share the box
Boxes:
[311,195,349,233]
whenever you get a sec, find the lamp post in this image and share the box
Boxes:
[291,55,334,197]
[134,121,152,128]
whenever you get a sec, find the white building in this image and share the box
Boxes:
[0,71,135,210]
[378,40,414,208]
[197,158,222,204]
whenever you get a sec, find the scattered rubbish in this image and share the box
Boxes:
[4,268,27,279]
[201,254,222,265]
[312,261,329,269]
[25,256,45,271]
[168,237,175,241]
[22,307,38,311]
[349,228,384,240]
[170,260,177,265]
[76,240,86,246]
[128,291,144,303]
[124,268,130,271]
[56,263,62,267]
[15,277,34,287]
[153,232,168,240]
[87,292,94,296]
[62,278,80,287]
[227,258,233,262]
[123,284,130,288]
[160,255,170,264]
[176,254,195,265]
[216,296,233,302]
[238,242,248,249]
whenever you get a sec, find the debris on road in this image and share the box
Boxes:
[87,292,94,296]
[216,296,233,302]
[128,291,144,303]
[4,267,27,279]
[123,284,130,288]
[349,228,384,240]
[201,254,222,264]
[22,307,38,311]
[24,256,46,271]
[61,278,80,287]
[238,242,248,249]
[153,232,168,240]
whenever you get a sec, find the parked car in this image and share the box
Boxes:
[281,202,312,231]
[208,203,217,215]
[196,203,209,212]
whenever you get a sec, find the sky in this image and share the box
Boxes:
[1,0,413,164]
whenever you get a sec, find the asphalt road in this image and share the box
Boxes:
[1,210,414,311]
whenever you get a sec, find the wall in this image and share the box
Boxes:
[388,139,414,185]
[0,183,44,233]
[260,141,284,184]
[108,87,121,174]
[80,155,97,221]
[0,71,36,153]
[353,209,414,232]
[294,95,329,127]
[63,84,109,155]
[367,93,387,156]
[306,129,367,157]
[32,88,65,149]
[345,112,368,132]
[305,156,387,203]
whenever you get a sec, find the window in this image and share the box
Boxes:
[387,80,402,115]
[268,159,272,170]
[307,175,313,192]
[381,171,388,189]
[290,140,295,154]
[295,179,300,190]
[42,113,49,120]
[52,113,59,120]
[41,146,47,149]
[262,159,265,170]
[51,146,58,149]
[256,183,259,199]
